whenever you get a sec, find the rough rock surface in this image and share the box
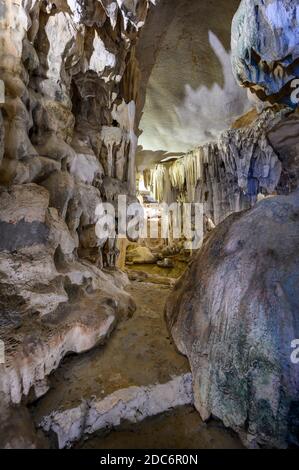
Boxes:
[268,112,299,195]
[78,405,244,449]
[0,182,134,405]
[0,0,152,413]
[166,190,299,448]
[126,243,156,264]
[146,107,290,224]
[1,0,299,451]
[31,281,191,448]
[232,0,299,107]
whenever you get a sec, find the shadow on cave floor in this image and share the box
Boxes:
[76,405,244,450]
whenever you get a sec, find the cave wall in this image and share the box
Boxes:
[232,0,299,107]
[0,0,154,410]
[0,0,154,257]
[0,0,154,303]
[144,105,299,227]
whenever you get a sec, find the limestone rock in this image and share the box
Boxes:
[0,184,69,317]
[148,108,288,225]
[126,244,156,264]
[268,113,299,194]
[166,190,299,448]
[232,0,299,107]
[0,0,152,263]
[0,183,134,406]
[0,110,4,164]
[0,286,119,404]
[157,258,174,269]
[39,373,193,449]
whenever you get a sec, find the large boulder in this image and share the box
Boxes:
[126,243,157,264]
[166,190,299,448]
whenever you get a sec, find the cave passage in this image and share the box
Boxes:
[0,0,298,452]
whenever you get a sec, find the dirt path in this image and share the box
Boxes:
[32,282,189,420]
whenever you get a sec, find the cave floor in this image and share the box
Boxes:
[31,276,243,449]
[32,281,189,420]
[76,405,244,449]
[126,256,189,279]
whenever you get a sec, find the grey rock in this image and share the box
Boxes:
[232,0,299,106]
[166,190,299,448]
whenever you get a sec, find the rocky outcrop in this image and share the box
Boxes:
[166,190,299,448]
[0,0,153,410]
[0,184,134,405]
[268,112,299,195]
[126,243,156,264]
[232,0,299,107]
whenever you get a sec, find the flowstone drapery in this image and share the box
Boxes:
[146,108,290,225]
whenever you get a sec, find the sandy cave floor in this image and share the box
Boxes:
[31,277,243,449]
[76,405,243,449]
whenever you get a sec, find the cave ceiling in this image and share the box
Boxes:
[136,0,250,166]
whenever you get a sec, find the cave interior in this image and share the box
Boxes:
[0,0,298,450]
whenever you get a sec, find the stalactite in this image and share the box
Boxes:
[152,164,166,203]
[148,108,289,225]
[143,168,152,190]
[169,158,185,192]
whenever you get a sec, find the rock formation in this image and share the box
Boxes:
[145,107,295,225]
[0,0,153,425]
[0,0,153,268]
[0,0,299,452]
[164,0,299,449]
[166,191,299,448]
[232,0,299,107]
[0,180,135,440]
[39,374,193,449]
